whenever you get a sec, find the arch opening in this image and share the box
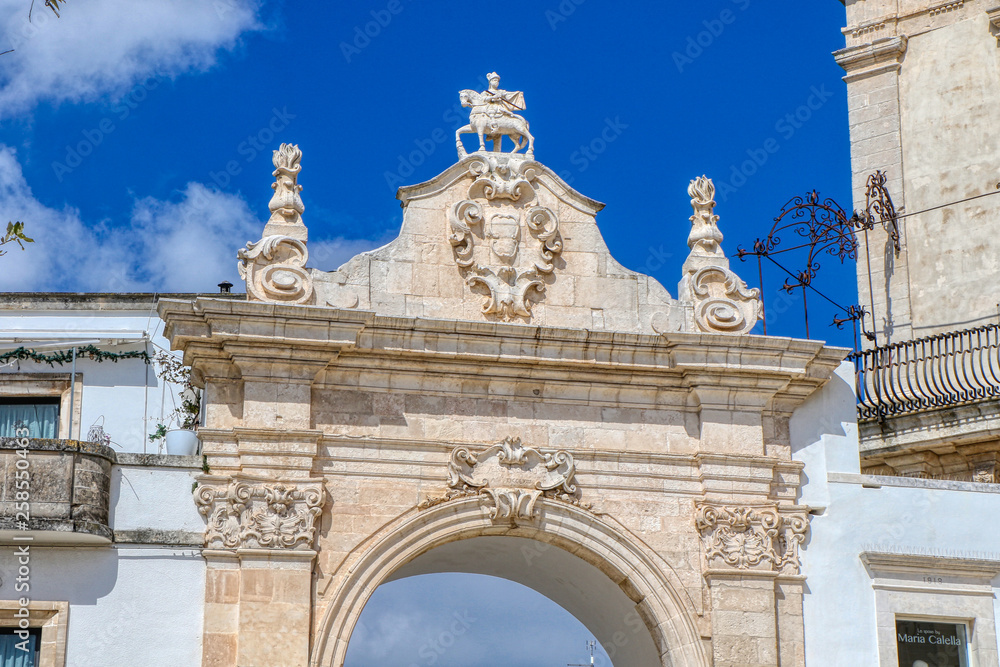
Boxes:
[313,498,709,667]
[345,572,614,665]
[346,536,659,666]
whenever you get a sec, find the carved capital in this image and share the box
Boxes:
[195,476,326,550]
[420,437,585,521]
[238,235,314,304]
[694,503,808,573]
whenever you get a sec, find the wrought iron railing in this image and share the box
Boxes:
[851,324,1000,421]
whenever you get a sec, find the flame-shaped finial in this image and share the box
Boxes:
[688,175,715,206]
[272,143,302,174]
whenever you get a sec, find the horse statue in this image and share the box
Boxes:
[455,74,535,158]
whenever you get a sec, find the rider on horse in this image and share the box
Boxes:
[481,72,525,126]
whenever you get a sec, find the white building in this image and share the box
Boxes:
[0,293,231,666]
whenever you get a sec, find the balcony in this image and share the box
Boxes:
[852,323,1000,422]
[0,438,115,545]
[852,324,1000,481]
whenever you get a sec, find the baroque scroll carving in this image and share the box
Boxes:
[448,155,561,321]
[420,436,584,521]
[678,176,761,335]
[238,235,314,304]
[195,478,325,550]
[694,503,808,573]
[237,142,314,304]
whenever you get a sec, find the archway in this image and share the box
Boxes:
[311,498,709,667]
[345,572,614,665]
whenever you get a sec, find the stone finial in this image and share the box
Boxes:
[684,176,726,271]
[237,142,314,305]
[678,176,761,335]
[265,143,306,240]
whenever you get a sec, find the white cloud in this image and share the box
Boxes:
[0,145,382,293]
[0,0,263,117]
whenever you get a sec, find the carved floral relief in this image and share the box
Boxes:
[694,503,808,573]
[195,478,325,550]
[420,436,584,521]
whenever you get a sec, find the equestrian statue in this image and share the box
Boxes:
[456,72,535,158]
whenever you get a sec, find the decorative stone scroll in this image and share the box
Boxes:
[237,143,314,304]
[420,436,583,521]
[195,477,325,550]
[238,235,313,303]
[448,155,561,321]
[694,503,808,573]
[678,176,761,335]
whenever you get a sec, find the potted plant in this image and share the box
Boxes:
[152,351,201,456]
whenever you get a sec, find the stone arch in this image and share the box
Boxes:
[311,497,709,667]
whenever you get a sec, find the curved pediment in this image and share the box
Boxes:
[235,73,762,336]
[307,150,683,334]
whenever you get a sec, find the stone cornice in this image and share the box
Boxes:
[834,36,908,80]
[160,297,847,414]
[861,551,1000,581]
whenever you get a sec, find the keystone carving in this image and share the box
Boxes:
[448,155,561,322]
[694,503,808,573]
[195,478,325,550]
[678,176,761,335]
[420,437,583,521]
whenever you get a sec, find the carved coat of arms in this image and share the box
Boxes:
[448,154,562,321]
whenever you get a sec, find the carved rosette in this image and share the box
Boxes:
[238,235,314,304]
[420,436,584,521]
[679,176,761,335]
[448,155,562,321]
[195,478,325,550]
[694,503,808,573]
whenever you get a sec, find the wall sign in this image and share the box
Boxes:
[896,620,969,667]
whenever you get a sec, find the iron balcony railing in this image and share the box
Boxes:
[851,323,1000,421]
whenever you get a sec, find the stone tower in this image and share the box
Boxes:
[836,2,1000,479]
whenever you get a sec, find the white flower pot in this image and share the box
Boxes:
[165,429,200,456]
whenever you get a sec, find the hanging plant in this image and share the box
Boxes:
[152,351,201,430]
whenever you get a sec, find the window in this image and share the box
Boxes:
[0,398,60,439]
[896,619,970,667]
[0,627,40,666]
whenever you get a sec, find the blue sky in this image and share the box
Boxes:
[0,1,853,663]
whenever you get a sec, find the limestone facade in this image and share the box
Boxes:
[161,78,848,666]
[837,0,1000,344]
[836,1,1000,481]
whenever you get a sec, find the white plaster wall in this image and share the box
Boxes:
[110,465,204,533]
[0,309,186,453]
[0,546,204,666]
[792,362,1000,664]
